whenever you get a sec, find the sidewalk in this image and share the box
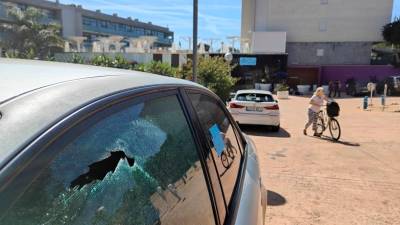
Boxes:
[242,96,400,225]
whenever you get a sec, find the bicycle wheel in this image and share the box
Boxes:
[329,118,341,141]
[221,152,230,168]
[315,112,325,136]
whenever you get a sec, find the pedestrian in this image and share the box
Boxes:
[334,80,341,97]
[304,87,328,136]
[337,80,341,97]
[328,81,334,98]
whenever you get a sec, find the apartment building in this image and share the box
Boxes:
[241,0,393,65]
[0,0,173,48]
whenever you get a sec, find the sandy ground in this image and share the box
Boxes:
[240,96,400,225]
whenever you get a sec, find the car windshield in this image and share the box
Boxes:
[236,93,274,102]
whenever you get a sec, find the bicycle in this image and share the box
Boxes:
[315,105,341,141]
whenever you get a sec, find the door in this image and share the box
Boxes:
[185,91,245,224]
[0,91,217,225]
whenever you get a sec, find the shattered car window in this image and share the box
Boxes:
[0,95,215,225]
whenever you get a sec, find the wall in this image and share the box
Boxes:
[249,0,393,42]
[60,5,82,37]
[251,31,286,53]
[287,42,372,65]
[321,65,400,85]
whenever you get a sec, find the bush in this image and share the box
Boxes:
[133,61,178,77]
[70,53,84,64]
[112,54,132,69]
[181,56,237,101]
[91,54,114,67]
[277,84,289,91]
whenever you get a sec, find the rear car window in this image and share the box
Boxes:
[0,95,216,225]
[188,93,243,223]
[236,93,274,102]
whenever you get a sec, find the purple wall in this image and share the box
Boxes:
[320,65,400,85]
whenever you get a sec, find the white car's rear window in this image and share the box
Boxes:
[236,93,274,102]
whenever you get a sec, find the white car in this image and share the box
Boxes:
[228,90,280,131]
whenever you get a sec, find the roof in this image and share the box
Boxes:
[0,59,203,168]
[235,89,273,95]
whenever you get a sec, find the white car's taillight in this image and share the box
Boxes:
[264,104,279,110]
[229,102,245,109]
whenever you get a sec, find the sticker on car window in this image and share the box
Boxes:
[209,124,225,156]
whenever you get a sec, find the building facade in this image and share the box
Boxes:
[0,0,173,48]
[242,0,393,65]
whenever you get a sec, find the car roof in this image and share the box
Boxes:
[235,89,273,95]
[0,59,204,168]
[0,58,198,104]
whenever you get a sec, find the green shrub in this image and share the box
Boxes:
[180,57,237,101]
[91,54,114,67]
[112,54,132,69]
[277,84,289,91]
[133,61,178,77]
[70,53,84,64]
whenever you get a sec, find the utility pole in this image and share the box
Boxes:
[192,0,198,82]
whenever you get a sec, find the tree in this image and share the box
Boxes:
[382,18,400,47]
[181,57,237,101]
[0,7,64,59]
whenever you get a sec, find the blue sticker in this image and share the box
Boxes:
[209,124,225,156]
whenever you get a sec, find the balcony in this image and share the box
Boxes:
[83,24,173,45]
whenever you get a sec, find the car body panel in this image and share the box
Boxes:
[234,135,266,225]
[231,113,280,126]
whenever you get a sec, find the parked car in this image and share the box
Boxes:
[0,59,266,225]
[227,90,280,131]
[376,76,400,96]
[345,79,371,96]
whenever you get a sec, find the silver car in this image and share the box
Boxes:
[0,59,266,225]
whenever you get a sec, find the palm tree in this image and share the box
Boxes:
[0,6,64,59]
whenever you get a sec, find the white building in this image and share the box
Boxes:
[242,0,394,65]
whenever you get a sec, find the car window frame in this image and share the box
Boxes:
[182,87,248,225]
[0,85,220,225]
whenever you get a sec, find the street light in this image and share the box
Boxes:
[192,0,198,82]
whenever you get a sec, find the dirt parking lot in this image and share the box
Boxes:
[241,96,400,225]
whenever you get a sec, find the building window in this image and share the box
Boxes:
[100,20,107,28]
[317,49,324,57]
[118,23,126,32]
[319,20,327,32]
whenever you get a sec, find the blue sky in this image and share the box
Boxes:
[58,0,399,47]
[58,0,241,48]
[394,0,400,20]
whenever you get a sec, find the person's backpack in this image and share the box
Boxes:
[327,101,340,117]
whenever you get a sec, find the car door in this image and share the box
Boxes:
[0,89,218,225]
[184,89,245,225]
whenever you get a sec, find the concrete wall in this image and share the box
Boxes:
[287,42,373,65]
[60,5,83,37]
[241,0,255,46]
[251,32,286,53]
[245,0,393,42]
[54,52,155,64]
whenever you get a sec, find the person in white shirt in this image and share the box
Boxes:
[304,87,328,136]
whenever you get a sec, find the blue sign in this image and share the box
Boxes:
[239,57,257,66]
[209,124,225,156]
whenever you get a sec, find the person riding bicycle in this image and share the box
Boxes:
[304,87,329,136]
